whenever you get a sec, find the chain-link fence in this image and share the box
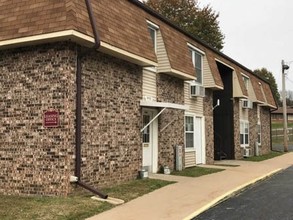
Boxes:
[272,128,293,151]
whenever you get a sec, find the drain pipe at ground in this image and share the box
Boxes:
[73,0,107,199]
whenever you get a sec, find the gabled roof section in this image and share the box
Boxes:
[0,0,95,49]
[0,0,89,41]
[205,51,224,88]
[0,0,157,66]
[250,74,266,104]
[262,81,277,108]
[159,23,195,77]
[92,0,157,64]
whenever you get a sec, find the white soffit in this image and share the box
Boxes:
[140,100,189,110]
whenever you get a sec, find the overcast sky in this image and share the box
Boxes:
[199,0,293,91]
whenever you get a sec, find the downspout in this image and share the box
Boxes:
[74,0,107,199]
[270,106,279,151]
[85,0,100,49]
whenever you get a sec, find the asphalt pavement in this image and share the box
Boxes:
[87,153,293,220]
[194,165,293,220]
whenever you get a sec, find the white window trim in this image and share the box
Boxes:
[184,113,205,152]
[187,43,205,55]
[146,20,159,73]
[185,114,195,151]
[241,74,249,90]
[146,20,159,29]
[257,122,261,146]
[188,47,204,85]
[240,120,249,147]
[215,58,235,70]
[241,73,250,79]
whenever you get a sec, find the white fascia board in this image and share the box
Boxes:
[99,41,157,67]
[215,58,235,70]
[140,100,189,110]
[0,30,95,49]
[170,68,196,80]
[0,31,158,67]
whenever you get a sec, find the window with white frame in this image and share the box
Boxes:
[242,75,249,90]
[189,48,203,85]
[240,121,249,146]
[185,116,194,148]
[257,105,261,145]
[257,123,261,145]
[147,23,158,54]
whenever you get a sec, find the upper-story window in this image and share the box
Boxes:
[147,21,159,54]
[189,48,203,85]
[242,75,249,90]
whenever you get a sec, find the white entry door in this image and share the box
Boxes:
[142,109,158,173]
[195,116,204,164]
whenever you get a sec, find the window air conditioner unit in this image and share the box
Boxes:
[242,99,253,109]
[190,85,205,97]
[243,148,250,158]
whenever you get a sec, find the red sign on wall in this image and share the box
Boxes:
[43,110,59,128]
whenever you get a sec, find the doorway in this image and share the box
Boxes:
[142,109,158,173]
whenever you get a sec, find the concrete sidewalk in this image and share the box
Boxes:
[87,152,293,220]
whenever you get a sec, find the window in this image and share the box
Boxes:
[189,48,203,84]
[257,123,261,145]
[148,25,157,54]
[240,121,249,146]
[257,105,261,145]
[185,116,194,148]
[242,75,249,90]
[143,114,150,143]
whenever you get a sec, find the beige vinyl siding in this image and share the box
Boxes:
[248,78,257,102]
[185,151,196,167]
[233,71,244,98]
[240,100,249,121]
[259,84,268,103]
[184,82,203,114]
[142,69,157,100]
[156,31,171,73]
[203,55,215,88]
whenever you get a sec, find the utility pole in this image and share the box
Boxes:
[282,60,289,152]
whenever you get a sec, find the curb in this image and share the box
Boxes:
[182,168,283,220]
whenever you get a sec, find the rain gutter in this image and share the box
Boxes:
[74,0,107,199]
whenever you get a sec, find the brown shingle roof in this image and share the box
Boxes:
[0,0,278,108]
[273,107,293,114]
[250,74,266,103]
[205,50,223,88]
[92,0,157,63]
[0,0,70,40]
[262,82,276,107]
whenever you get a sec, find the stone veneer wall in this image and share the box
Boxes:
[248,104,258,156]
[157,74,184,170]
[81,51,142,187]
[259,107,271,155]
[234,102,271,159]
[233,98,242,159]
[204,89,214,164]
[0,43,76,196]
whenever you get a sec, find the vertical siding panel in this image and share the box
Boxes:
[157,31,171,73]
[142,69,157,100]
[184,82,203,114]
[203,55,215,88]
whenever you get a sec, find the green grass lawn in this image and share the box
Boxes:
[271,122,293,129]
[0,179,174,220]
[243,151,285,162]
[171,166,224,177]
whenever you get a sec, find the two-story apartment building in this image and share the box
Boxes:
[0,0,276,196]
